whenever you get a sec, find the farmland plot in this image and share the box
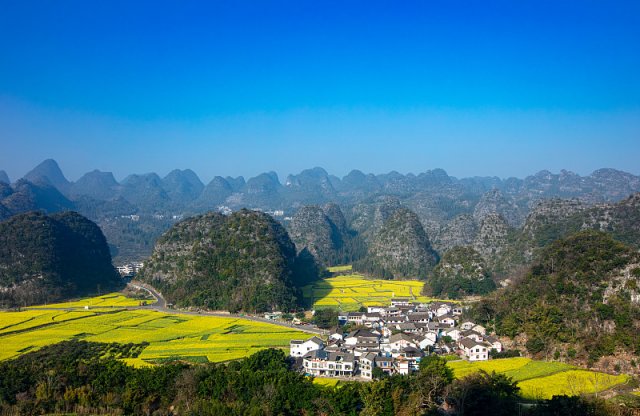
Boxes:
[0,295,306,365]
[448,357,629,399]
[302,274,441,311]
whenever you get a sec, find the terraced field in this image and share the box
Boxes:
[448,357,630,399]
[327,265,353,273]
[302,274,441,311]
[29,293,146,309]
[0,294,307,366]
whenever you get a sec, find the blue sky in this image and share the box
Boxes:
[1,0,639,182]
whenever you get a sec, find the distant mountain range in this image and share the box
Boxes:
[2,159,640,266]
[6,159,640,214]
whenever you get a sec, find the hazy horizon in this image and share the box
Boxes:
[3,155,640,186]
[1,1,639,182]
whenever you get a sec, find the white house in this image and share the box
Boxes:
[303,350,355,377]
[391,297,411,307]
[418,332,438,349]
[459,338,489,361]
[441,327,462,341]
[438,315,456,328]
[485,335,503,353]
[359,352,377,379]
[472,324,487,335]
[460,330,484,343]
[345,329,380,346]
[460,321,476,330]
[433,302,452,317]
[407,312,430,323]
[396,322,419,333]
[329,332,344,342]
[290,336,325,357]
[388,333,418,352]
[347,312,366,325]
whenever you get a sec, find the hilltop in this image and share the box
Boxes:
[0,211,121,307]
[139,209,317,312]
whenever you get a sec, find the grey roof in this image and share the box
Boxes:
[355,342,380,349]
[303,349,326,360]
[401,346,425,357]
[361,352,378,361]
[347,329,379,339]
[389,333,415,343]
[327,351,354,362]
[303,349,354,362]
[308,336,325,345]
[459,338,487,349]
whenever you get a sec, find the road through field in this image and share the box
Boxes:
[129,281,327,336]
[27,282,326,337]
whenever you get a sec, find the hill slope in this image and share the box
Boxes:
[475,231,640,367]
[139,209,309,312]
[423,246,495,299]
[355,207,439,279]
[0,211,121,307]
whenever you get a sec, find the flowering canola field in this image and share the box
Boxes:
[302,274,443,311]
[0,294,306,366]
[448,357,629,399]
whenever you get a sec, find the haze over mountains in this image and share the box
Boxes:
[5,159,639,214]
[2,158,640,270]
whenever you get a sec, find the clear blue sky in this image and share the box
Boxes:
[1,0,639,182]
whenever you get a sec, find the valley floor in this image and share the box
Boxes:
[0,292,309,366]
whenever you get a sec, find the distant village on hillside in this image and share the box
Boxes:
[290,298,503,380]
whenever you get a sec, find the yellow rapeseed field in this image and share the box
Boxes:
[0,295,307,365]
[518,370,629,399]
[302,274,447,311]
[327,265,353,273]
[29,293,146,309]
[447,357,629,399]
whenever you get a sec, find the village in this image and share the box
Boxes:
[289,298,503,380]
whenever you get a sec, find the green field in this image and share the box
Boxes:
[0,293,307,366]
[448,358,630,399]
[302,274,444,311]
[327,265,353,273]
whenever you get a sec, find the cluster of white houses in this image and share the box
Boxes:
[116,262,144,277]
[290,298,503,379]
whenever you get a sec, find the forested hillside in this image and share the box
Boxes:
[0,211,121,307]
[474,231,640,369]
[139,209,317,312]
